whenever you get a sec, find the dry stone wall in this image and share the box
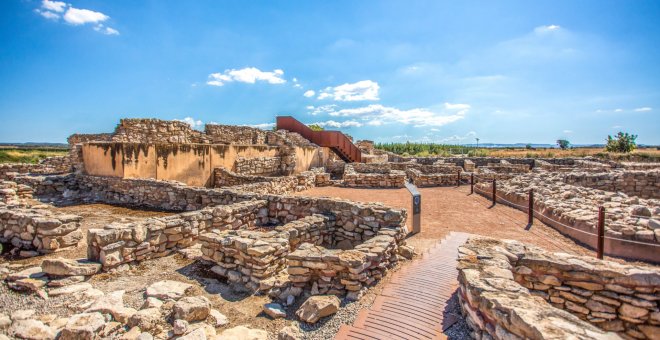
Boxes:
[565,170,660,199]
[233,156,281,175]
[458,236,659,340]
[475,172,660,262]
[213,167,322,195]
[0,206,82,254]
[342,164,406,188]
[87,200,267,269]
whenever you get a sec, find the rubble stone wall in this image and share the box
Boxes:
[0,180,33,205]
[87,200,268,269]
[407,169,469,187]
[565,170,660,199]
[0,206,83,254]
[342,164,406,188]
[213,167,321,195]
[474,173,660,263]
[458,236,659,340]
[111,119,211,144]
[204,124,269,145]
[233,156,281,175]
[39,156,72,173]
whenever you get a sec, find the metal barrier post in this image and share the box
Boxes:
[492,179,497,205]
[456,169,461,187]
[528,189,534,224]
[470,173,474,194]
[404,182,421,234]
[597,206,605,259]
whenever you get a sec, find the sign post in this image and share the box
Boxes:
[404,182,421,234]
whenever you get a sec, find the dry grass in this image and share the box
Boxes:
[483,147,660,161]
[0,147,68,164]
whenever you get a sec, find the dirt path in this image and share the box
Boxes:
[295,185,605,259]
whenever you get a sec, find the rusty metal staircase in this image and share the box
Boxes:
[276,116,362,163]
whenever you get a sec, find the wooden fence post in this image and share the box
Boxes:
[457,169,461,187]
[597,206,605,259]
[528,189,534,224]
[470,173,474,194]
[492,179,497,205]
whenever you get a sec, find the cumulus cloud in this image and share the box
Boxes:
[63,7,108,25]
[303,90,315,98]
[317,80,380,101]
[207,67,286,86]
[35,1,119,35]
[307,102,470,128]
[534,24,561,34]
[437,131,477,143]
[42,0,66,12]
[307,105,338,116]
[634,107,652,112]
[175,117,204,130]
[563,130,573,134]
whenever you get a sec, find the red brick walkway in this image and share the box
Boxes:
[335,232,470,340]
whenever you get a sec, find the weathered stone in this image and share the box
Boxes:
[41,258,101,276]
[263,303,286,319]
[295,295,340,323]
[141,297,163,309]
[59,312,106,340]
[219,326,268,340]
[209,309,229,327]
[48,282,92,296]
[173,296,211,322]
[172,319,189,336]
[9,319,54,340]
[128,308,161,331]
[619,303,649,319]
[86,290,137,323]
[145,280,192,300]
[278,324,303,340]
[11,310,36,321]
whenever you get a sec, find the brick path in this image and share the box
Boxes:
[335,232,471,340]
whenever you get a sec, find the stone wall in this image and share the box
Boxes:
[199,214,328,292]
[565,170,660,199]
[213,167,321,195]
[342,164,406,188]
[112,119,211,144]
[458,236,659,340]
[67,133,113,172]
[204,124,269,145]
[0,180,32,206]
[474,172,660,263]
[406,169,469,187]
[0,206,82,255]
[87,200,267,269]
[0,160,71,180]
[233,156,282,175]
[39,156,72,173]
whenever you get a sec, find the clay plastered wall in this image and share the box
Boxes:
[293,146,329,174]
[82,143,310,187]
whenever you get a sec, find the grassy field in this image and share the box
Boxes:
[0,147,69,164]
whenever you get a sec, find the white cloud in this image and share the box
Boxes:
[175,117,203,130]
[614,108,623,112]
[307,104,337,116]
[36,9,60,20]
[534,25,561,34]
[311,103,469,127]
[42,0,66,12]
[563,130,573,134]
[634,107,652,112]
[249,123,276,130]
[443,102,471,111]
[94,24,119,35]
[207,67,286,86]
[313,120,363,128]
[437,131,478,143]
[63,7,109,25]
[36,1,119,35]
[317,80,380,101]
[303,90,315,98]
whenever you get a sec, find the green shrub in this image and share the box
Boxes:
[605,132,637,153]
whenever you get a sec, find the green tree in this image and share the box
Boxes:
[606,132,637,153]
[308,124,324,131]
[557,139,570,150]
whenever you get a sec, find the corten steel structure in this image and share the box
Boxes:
[277,116,362,163]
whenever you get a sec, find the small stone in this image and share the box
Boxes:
[9,319,55,340]
[6,267,44,281]
[295,295,340,323]
[59,312,106,340]
[209,309,229,327]
[145,280,192,300]
[48,282,92,296]
[137,332,153,340]
[11,309,36,321]
[278,324,303,340]
[263,303,287,319]
[398,245,414,259]
[173,319,189,336]
[141,297,163,309]
[85,290,137,323]
[619,303,649,319]
[0,314,10,330]
[128,308,161,331]
[47,275,85,287]
[120,326,142,340]
[219,326,268,340]
[41,258,101,276]
[173,296,211,322]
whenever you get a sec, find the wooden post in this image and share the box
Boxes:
[597,206,605,259]
[528,189,534,225]
[457,169,461,187]
[492,179,497,205]
[470,173,474,194]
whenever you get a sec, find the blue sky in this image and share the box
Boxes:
[1,0,659,144]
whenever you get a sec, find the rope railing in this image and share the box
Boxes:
[467,183,660,256]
